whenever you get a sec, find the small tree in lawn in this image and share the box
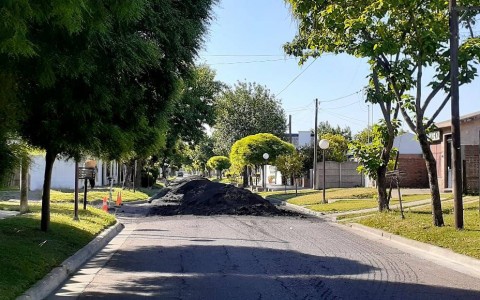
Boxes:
[230,133,295,187]
[207,156,231,179]
[349,122,399,210]
[275,152,304,195]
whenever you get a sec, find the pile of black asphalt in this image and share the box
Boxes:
[147,176,302,217]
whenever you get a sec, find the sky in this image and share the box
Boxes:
[197,0,480,135]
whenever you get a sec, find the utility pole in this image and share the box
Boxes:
[448,1,480,228]
[313,99,318,190]
[450,0,463,229]
[289,115,292,144]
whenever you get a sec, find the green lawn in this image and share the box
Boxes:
[0,202,116,300]
[354,199,480,259]
[49,188,151,203]
[261,188,453,214]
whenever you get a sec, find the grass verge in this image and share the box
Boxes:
[263,188,452,214]
[352,199,480,259]
[50,188,151,203]
[0,202,116,300]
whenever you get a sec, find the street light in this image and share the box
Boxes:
[263,153,269,189]
[319,139,329,204]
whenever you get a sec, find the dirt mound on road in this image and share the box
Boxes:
[148,176,296,216]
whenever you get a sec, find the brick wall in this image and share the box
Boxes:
[464,145,479,193]
[397,154,429,188]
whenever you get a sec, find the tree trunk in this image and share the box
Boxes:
[41,149,56,232]
[123,161,134,189]
[20,159,29,214]
[376,164,389,211]
[134,159,143,188]
[418,134,444,226]
[242,166,248,187]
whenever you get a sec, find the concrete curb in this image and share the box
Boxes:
[347,223,480,276]
[17,221,124,300]
[268,197,480,278]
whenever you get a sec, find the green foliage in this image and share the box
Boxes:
[275,151,305,180]
[320,133,349,162]
[349,123,398,179]
[213,81,287,155]
[206,156,231,172]
[1,0,217,230]
[229,133,295,170]
[318,121,352,141]
[188,136,215,173]
[168,65,224,145]
[284,0,479,222]
[0,202,115,299]
[157,64,223,170]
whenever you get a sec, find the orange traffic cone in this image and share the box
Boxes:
[102,196,108,212]
[116,191,122,206]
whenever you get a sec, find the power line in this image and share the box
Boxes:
[322,110,366,126]
[321,89,364,103]
[208,57,296,65]
[323,99,361,110]
[285,100,315,113]
[276,58,317,96]
[202,54,287,57]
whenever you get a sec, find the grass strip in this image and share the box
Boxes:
[49,188,151,203]
[0,202,116,300]
[354,199,480,259]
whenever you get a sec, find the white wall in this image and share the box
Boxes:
[29,155,105,191]
[393,132,422,154]
[298,131,313,148]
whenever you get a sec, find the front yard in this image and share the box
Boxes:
[0,202,116,300]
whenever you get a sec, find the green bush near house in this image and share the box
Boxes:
[0,202,115,300]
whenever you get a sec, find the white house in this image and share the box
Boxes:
[28,156,118,191]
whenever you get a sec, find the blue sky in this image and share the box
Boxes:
[197,0,480,135]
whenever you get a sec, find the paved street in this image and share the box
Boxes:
[51,212,480,299]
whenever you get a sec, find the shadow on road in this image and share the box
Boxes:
[73,245,480,299]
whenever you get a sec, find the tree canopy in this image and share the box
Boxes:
[207,156,231,179]
[320,133,349,162]
[284,0,480,225]
[1,0,217,231]
[229,133,295,170]
[213,82,287,155]
[318,121,352,141]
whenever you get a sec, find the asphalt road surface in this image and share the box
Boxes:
[51,211,480,299]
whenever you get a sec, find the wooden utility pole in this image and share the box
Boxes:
[289,115,292,143]
[313,99,318,190]
[450,0,463,229]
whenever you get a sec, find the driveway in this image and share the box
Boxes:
[50,211,480,300]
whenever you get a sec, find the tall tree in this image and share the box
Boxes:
[318,121,352,141]
[157,64,223,174]
[284,0,480,226]
[213,82,288,155]
[188,136,215,175]
[4,0,216,231]
[320,133,349,163]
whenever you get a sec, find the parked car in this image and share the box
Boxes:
[177,171,183,177]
